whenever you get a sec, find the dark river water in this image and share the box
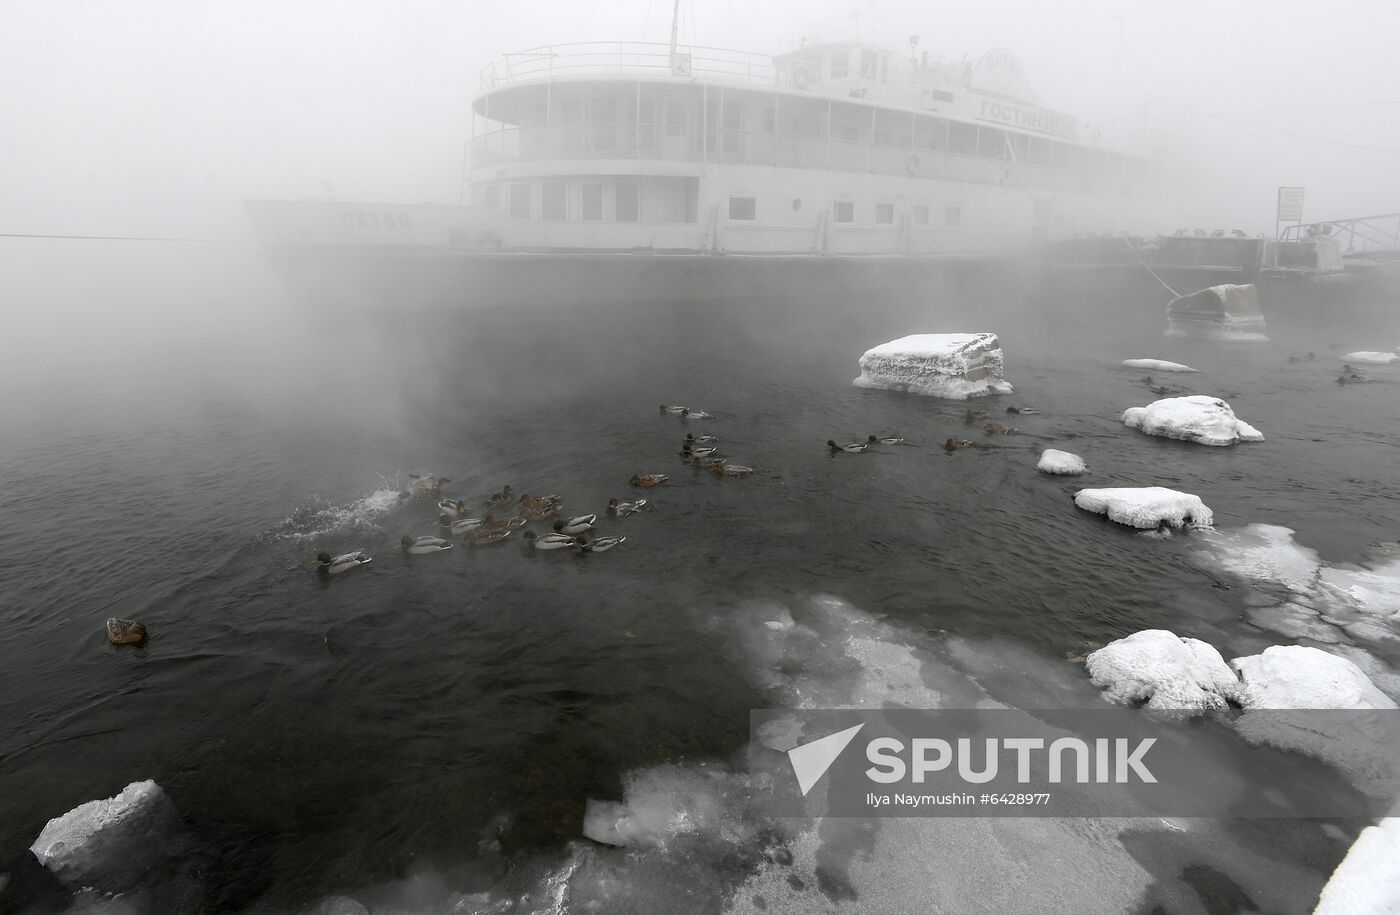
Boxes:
[1,244,1397,913]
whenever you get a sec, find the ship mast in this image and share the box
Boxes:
[670,0,681,57]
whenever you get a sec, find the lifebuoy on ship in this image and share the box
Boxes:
[906,152,921,176]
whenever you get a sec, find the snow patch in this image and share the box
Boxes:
[1231,646,1397,710]
[1121,395,1264,446]
[1122,358,1197,372]
[1086,629,1244,711]
[1342,351,1399,365]
[1314,817,1400,915]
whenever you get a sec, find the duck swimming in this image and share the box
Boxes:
[523,530,576,551]
[397,535,453,554]
[983,423,1016,435]
[438,498,468,515]
[519,492,562,509]
[451,516,485,534]
[680,408,711,419]
[828,439,867,453]
[660,404,688,414]
[314,550,372,575]
[630,473,669,487]
[467,527,511,546]
[580,535,626,553]
[106,617,147,645]
[867,434,907,445]
[945,437,974,451]
[607,498,648,516]
[691,454,726,469]
[684,433,718,445]
[713,463,754,477]
[486,485,514,508]
[409,474,450,498]
[963,409,987,424]
[681,445,719,459]
[1005,406,1040,415]
[555,514,597,535]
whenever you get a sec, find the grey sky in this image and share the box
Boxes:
[2,0,1398,236]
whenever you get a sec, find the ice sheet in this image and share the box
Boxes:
[853,333,1013,400]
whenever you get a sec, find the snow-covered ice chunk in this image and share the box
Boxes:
[1086,629,1243,711]
[1195,524,1322,594]
[1314,818,1400,915]
[1231,646,1397,710]
[30,780,182,890]
[1121,358,1197,372]
[1342,351,1399,365]
[1037,449,1086,475]
[1165,284,1269,342]
[853,333,1013,400]
[1074,486,1214,529]
[1121,395,1264,446]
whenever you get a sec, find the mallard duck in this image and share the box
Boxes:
[660,404,687,414]
[713,463,754,477]
[467,527,511,546]
[681,445,718,459]
[630,473,668,487]
[438,498,468,515]
[397,535,453,554]
[580,535,626,553]
[523,530,576,551]
[451,516,485,534]
[554,514,596,535]
[520,502,558,521]
[106,617,147,645]
[944,437,973,451]
[691,455,726,469]
[313,550,372,575]
[409,474,450,497]
[983,423,1015,435]
[1005,406,1040,415]
[684,433,717,445]
[519,492,561,509]
[607,498,648,516]
[486,485,514,508]
[680,408,711,419]
[867,434,907,445]
[434,513,456,535]
[963,409,987,424]
[828,439,867,453]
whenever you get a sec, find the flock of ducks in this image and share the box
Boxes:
[311,406,745,576]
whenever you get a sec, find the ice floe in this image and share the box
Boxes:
[1037,448,1086,475]
[29,780,182,892]
[1342,351,1399,365]
[1086,629,1243,711]
[1122,395,1264,446]
[1073,486,1214,529]
[1165,283,1269,342]
[1122,358,1197,372]
[853,332,1013,400]
[1314,817,1400,915]
[1231,646,1397,710]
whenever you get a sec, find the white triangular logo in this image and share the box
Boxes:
[787,723,865,796]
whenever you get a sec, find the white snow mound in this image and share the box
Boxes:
[1230,646,1398,710]
[30,779,181,889]
[854,332,1013,400]
[1121,395,1264,446]
[1074,487,1214,529]
[1037,449,1087,475]
[1342,351,1399,365]
[1122,359,1197,373]
[1314,818,1400,915]
[1086,629,1243,711]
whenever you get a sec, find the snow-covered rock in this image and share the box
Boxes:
[1037,449,1087,475]
[1314,818,1400,915]
[1122,395,1264,446]
[1165,283,1269,342]
[1122,358,1197,372]
[1074,487,1214,529]
[30,780,182,891]
[1230,646,1397,710]
[1342,351,1399,365]
[853,333,1013,400]
[1086,629,1243,711]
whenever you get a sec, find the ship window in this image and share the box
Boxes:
[582,183,604,221]
[861,50,878,80]
[473,183,500,209]
[833,201,854,224]
[664,99,687,136]
[509,183,532,219]
[541,182,567,220]
[830,50,849,79]
[875,203,894,225]
[945,205,961,226]
[614,182,640,222]
[913,205,930,225]
[728,196,757,221]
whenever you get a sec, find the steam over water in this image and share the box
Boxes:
[2,245,1398,912]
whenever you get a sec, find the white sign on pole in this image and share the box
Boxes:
[1277,187,1305,222]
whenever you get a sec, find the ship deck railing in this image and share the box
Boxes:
[467,122,1124,195]
[481,42,782,92]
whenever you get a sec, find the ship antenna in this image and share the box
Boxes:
[670,0,681,56]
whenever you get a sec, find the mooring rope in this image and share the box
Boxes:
[1121,236,1181,299]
